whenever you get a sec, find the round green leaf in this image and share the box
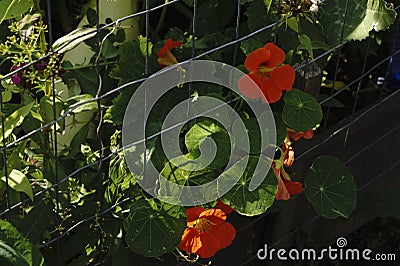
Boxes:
[304,156,357,219]
[185,120,230,170]
[220,155,278,216]
[123,198,186,257]
[158,155,218,204]
[232,111,278,153]
[282,89,323,132]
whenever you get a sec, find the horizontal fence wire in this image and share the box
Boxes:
[1,0,400,264]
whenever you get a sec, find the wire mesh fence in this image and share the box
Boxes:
[1,0,400,265]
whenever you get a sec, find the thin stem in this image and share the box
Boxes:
[154,0,169,37]
[175,2,193,20]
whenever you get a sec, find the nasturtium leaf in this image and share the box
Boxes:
[158,155,218,204]
[282,89,322,132]
[304,156,357,219]
[240,38,265,55]
[320,0,397,44]
[232,111,276,153]
[220,155,277,216]
[123,198,186,257]
[1,169,33,201]
[185,120,230,170]
[0,219,44,266]
[0,0,33,23]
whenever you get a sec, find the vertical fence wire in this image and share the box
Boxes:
[322,0,350,130]
[186,0,197,118]
[45,0,61,264]
[232,0,241,66]
[343,37,372,145]
[95,0,106,187]
[0,83,9,216]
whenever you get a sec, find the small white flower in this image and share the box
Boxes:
[311,0,321,4]
[310,3,319,12]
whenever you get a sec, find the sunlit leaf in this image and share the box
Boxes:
[185,119,230,170]
[0,219,44,266]
[1,169,33,201]
[320,0,397,44]
[0,101,34,143]
[0,0,33,23]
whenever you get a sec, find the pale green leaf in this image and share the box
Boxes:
[320,0,397,44]
[0,101,34,143]
[0,0,33,23]
[1,169,33,201]
[0,219,44,266]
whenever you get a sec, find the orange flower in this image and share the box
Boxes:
[157,38,184,67]
[273,166,302,200]
[273,143,302,200]
[215,199,234,214]
[178,207,236,258]
[282,142,294,167]
[288,128,314,141]
[238,43,295,103]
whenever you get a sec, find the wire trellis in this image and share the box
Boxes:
[0,0,399,265]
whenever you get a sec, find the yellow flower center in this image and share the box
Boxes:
[258,65,275,73]
[194,218,216,233]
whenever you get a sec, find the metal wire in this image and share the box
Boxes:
[323,0,350,129]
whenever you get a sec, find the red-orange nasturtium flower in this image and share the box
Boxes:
[288,128,314,141]
[215,199,234,214]
[282,142,294,167]
[273,146,302,200]
[179,207,236,258]
[157,38,184,67]
[238,43,295,103]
